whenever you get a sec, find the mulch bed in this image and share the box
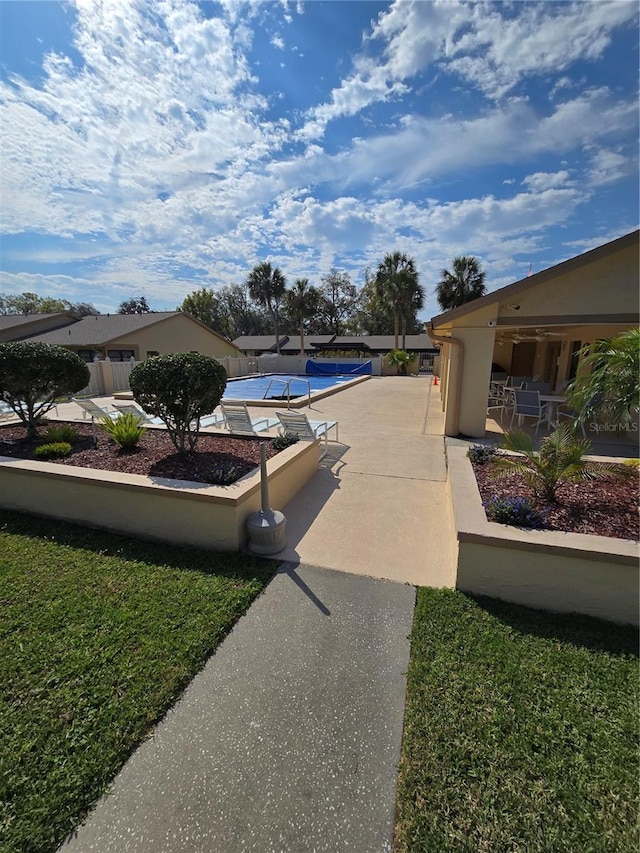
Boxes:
[0,421,280,485]
[472,459,639,541]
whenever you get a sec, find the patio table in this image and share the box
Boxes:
[539,394,566,428]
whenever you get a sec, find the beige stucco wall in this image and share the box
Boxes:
[106,314,240,359]
[0,438,319,552]
[448,445,640,626]
[437,237,638,437]
[452,328,496,436]
[494,241,639,320]
[456,541,639,626]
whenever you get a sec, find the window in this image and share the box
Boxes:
[76,350,97,363]
[107,349,135,362]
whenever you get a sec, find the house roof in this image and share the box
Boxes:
[28,311,239,351]
[0,312,75,335]
[430,229,640,328]
[281,335,335,352]
[232,335,289,351]
[332,335,438,352]
[233,333,438,353]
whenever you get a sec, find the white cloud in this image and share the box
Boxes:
[523,171,572,192]
[586,148,633,187]
[298,0,638,140]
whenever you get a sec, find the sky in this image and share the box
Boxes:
[0,0,638,323]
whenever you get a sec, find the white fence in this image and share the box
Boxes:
[74,354,383,398]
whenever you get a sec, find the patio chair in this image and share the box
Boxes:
[220,401,279,436]
[73,398,120,422]
[487,382,508,422]
[275,410,339,459]
[524,381,551,394]
[509,390,548,433]
[556,406,587,438]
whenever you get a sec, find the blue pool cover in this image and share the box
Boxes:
[306,359,371,375]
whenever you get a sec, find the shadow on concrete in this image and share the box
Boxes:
[276,562,331,616]
[277,444,349,556]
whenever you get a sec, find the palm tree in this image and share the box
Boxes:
[494,424,623,503]
[285,279,321,355]
[246,262,287,355]
[375,252,424,349]
[565,328,640,431]
[436,256,487,311]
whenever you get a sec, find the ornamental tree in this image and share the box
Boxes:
[0,342,90,437]
[129,352,227,453]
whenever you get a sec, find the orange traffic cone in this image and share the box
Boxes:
[434,374,438,386]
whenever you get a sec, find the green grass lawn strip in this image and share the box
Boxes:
[0,509,276,853]
[395,588,639,853]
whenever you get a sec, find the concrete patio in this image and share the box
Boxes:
[54,375,457,588]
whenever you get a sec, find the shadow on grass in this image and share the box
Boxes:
[465,591,639,658]
[0,507,277,583]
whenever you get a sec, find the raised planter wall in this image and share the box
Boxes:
[447,445,639,627]
[0,439,319,552]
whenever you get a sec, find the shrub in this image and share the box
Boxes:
[0,342,90,438]
[494,424,624,503]
[34,442,72,460]
[129,353,227,453]
[271,431,300,450]
[387,349,416,376]
[467,444,497,464]
[484,495,543,528]
[98,413,146,450]
[207,464,241,486]
[44,424,79,444]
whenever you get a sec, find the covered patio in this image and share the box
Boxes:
[428,230,639,440]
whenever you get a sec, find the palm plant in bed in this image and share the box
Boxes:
[494,424,623,503]
[565,327,640,432]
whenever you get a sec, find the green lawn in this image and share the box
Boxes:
[395,588,639,853]
[0,509,276,853]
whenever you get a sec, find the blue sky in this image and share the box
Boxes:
[0,0,638,322]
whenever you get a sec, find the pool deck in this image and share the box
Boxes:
[54,376,456,587]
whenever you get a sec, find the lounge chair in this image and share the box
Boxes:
[112,402,164,426]
[275,411,339,458]
[73,398,120,422]
[0,404,17,423]
[113,402,224,429]
[220,401,279,436]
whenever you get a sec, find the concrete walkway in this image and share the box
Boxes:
[275,375,455,587]
[55,376,452,852]
[60,566,416,853]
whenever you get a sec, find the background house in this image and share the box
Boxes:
[27,312,241,361]
[233,333,438,358]
[429,230,639,437]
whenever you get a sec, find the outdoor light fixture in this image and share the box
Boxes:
[508,304,521,311]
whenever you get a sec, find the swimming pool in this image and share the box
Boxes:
[223,374,367,406]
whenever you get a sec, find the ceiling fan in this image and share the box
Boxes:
[511,328,566,343]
